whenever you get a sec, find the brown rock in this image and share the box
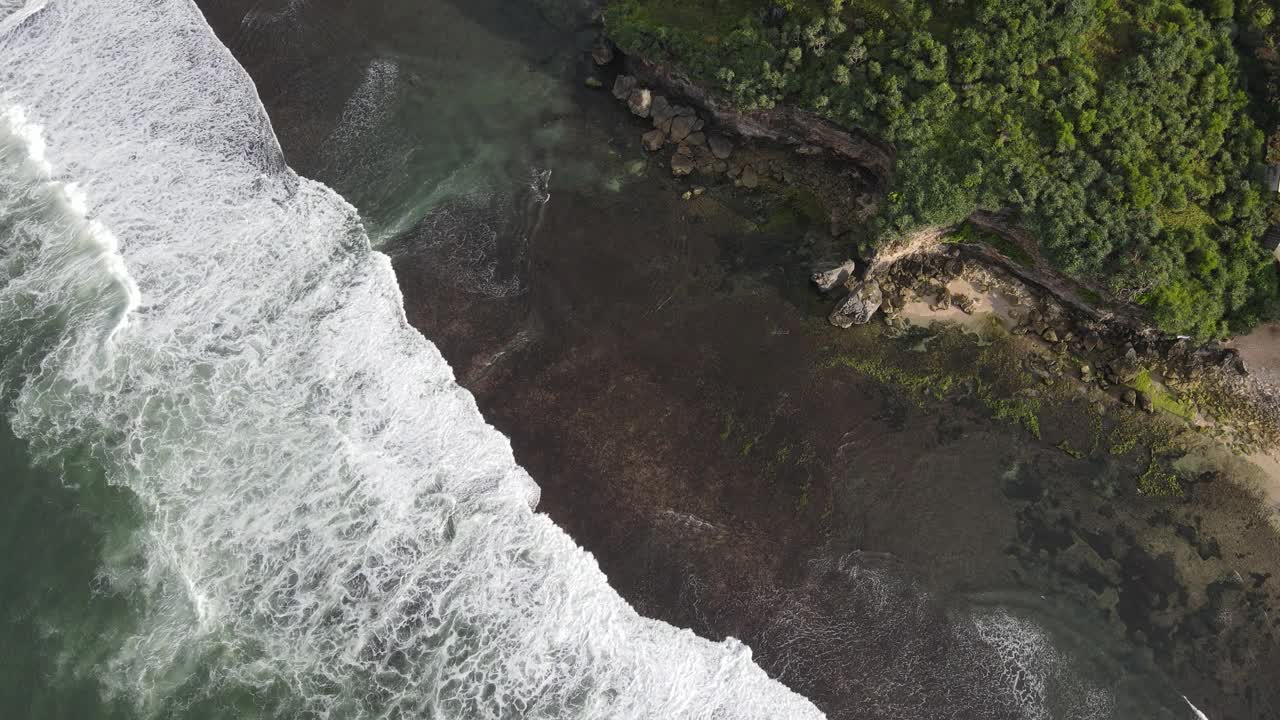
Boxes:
[1042,328,1059,343]
[671,153,694,177]
[591,41,614,66]
[641,129,666,152]
[685,131,707,148]
[612,75,637,101]
[669,114,697,143]
[650,96,674,127]
[738,165,760,189]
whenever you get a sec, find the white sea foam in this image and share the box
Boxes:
[326,57,400,151]
[971,609,1114,720]
[0,1,823,718]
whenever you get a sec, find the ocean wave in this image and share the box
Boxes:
[0,1,823,718]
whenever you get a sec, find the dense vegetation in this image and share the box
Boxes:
[606,0,1280,338]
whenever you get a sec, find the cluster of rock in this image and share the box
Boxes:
[625,55,895,187]
[610,75,738,180]
[607,75,847,194]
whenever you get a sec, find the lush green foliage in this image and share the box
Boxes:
[607,0,1280,337]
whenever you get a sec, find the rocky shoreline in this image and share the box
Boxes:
[590,37,1280,467]
[581,32,1280,713]
[199,1,1280,713]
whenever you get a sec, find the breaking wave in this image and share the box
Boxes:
[0,1,823,718]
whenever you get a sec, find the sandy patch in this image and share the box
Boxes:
[1246,450,1280,520]
[898,277,1021,331]
[1227,322,1280,385]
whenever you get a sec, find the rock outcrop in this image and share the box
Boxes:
[609,75,738,180]
[812,260,856,292]
[830,280,882,328]
[625,56,895,191]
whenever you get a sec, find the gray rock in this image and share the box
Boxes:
[812,260,856,292]
[1122,389,1138,407]
[685,131,707,148]
[738,165,760,189]
[641,128,666,152]
[612,75,637,101]
[830,311,856,329]
[707,133,733,160]
[830,280,882,326]
[627,88,652,118]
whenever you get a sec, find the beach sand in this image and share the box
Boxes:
[897,277,1021,331]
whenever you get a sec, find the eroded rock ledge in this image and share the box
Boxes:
[624,56,895,192]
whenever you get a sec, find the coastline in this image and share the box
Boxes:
[599,38,1280,485]
[197,2,1280,717]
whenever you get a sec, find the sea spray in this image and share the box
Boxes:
[0,1,824,718]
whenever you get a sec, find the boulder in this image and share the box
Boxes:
[650,96,674,127]
[670,152,694,177]
[1137,391,1154,413]
[612,74,637,101]
[669,113,697,143]
[707,133,733,160]
[591,40,614,66]
[627,88,652,118]
[830,280,883,327]
[812,260,856,292]
[641,128,666,152]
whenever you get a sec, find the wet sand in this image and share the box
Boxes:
[1231,322,1280,386]
[1227,323,1280,518]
